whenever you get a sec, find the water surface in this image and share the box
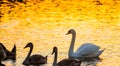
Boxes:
[0,0,120,66]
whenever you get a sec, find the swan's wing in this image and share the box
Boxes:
[92,48,106,57]
[75,43,100,57]
[29,54,47,64]
[58,58,80,66]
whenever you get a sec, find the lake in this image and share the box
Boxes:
[0,0,120,66]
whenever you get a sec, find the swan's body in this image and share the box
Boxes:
[66,29,105,59]
[0,43,16,61]
[52,46,81,66]
[22,42,47,66]
[0,45,6,66]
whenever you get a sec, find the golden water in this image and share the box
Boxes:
[0,0,120,66]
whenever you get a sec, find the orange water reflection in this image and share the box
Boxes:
[1,0,120,66]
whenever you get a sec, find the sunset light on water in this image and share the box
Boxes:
[0,0,120,66]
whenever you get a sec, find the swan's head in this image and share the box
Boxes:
[24,42,33,49]
[52,46,58,55]
[66,29,76,35]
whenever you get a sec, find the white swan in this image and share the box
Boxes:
[66,29,106,59]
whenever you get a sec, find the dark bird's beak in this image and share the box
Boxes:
[66,32,69,35]
[24,46,27,49]
[51,51,54,55]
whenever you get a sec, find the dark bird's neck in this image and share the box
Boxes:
[53,48,58,66]
[25,45,33,60]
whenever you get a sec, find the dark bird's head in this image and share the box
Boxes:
[52,46,58,55]
[66,29,76,35]
[24,42,33,49]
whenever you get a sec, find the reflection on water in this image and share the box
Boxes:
[1,0,120,66]
[1,41,120,66]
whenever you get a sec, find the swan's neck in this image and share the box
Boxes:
[69,32,76,57]
[25,46,33,60]
[53,49,58,66]
[11,44,16,54]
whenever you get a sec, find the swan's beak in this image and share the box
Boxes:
[66,32,69,35]
[24,46,27,49]
[51,52,54,55]
[24,47,26,49]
